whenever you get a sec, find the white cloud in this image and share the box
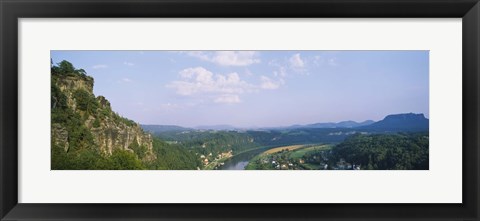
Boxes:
[328,58,338,66]
[289,53,305,68]
[214,51,260,66]
[260,76,281,90]
[313,55,324,66]
[269,59,289,78]
[167,67,285,104]
[167,67,254,97]
[313,55,338,67]
[186,51,210,61]
[271,55,307,76]
[273,66,287,77]
[92,64,108,69]
[268,59,279,67]
[214,94,241,104]
[185,51,260,66]
[244,69,254,76]
[121,78,132,83]
[124,62,134,66]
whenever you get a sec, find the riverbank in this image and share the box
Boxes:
[205,143,329,170]
[203,154,232,170]
[245,144,331,170]
[217,144,300,170]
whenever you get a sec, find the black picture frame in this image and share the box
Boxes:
[1,0,479,220]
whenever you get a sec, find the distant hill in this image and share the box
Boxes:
[286,120,375,129]
[195,125,237,130]
[305,120,375,128]
[146,120,377,132]
[360,113,428,132]
[141,113,427,134]
[141,124,239,133]
[142,124,192,133]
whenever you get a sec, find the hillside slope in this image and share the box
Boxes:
[51,60,199,170]
[360,113,429,132]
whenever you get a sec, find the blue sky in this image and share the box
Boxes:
[51,51,429,128]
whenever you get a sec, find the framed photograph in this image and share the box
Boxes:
[1,0,479,220]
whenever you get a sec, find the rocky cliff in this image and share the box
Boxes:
[51,63,156,162]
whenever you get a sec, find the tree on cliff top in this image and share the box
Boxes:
[52,60,88,77]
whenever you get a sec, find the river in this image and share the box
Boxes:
[218,146,274,170]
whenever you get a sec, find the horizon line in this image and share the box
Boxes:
[138,112,428,129]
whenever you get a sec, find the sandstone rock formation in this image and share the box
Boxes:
[51,71,156,162]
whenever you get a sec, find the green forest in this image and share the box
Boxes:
[243,133,429,170]
[51,138,201,170]
[149,128,357,163]
[327,133,429,170]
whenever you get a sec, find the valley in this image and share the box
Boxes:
[51,60,429,170]
[144,121,429,170]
